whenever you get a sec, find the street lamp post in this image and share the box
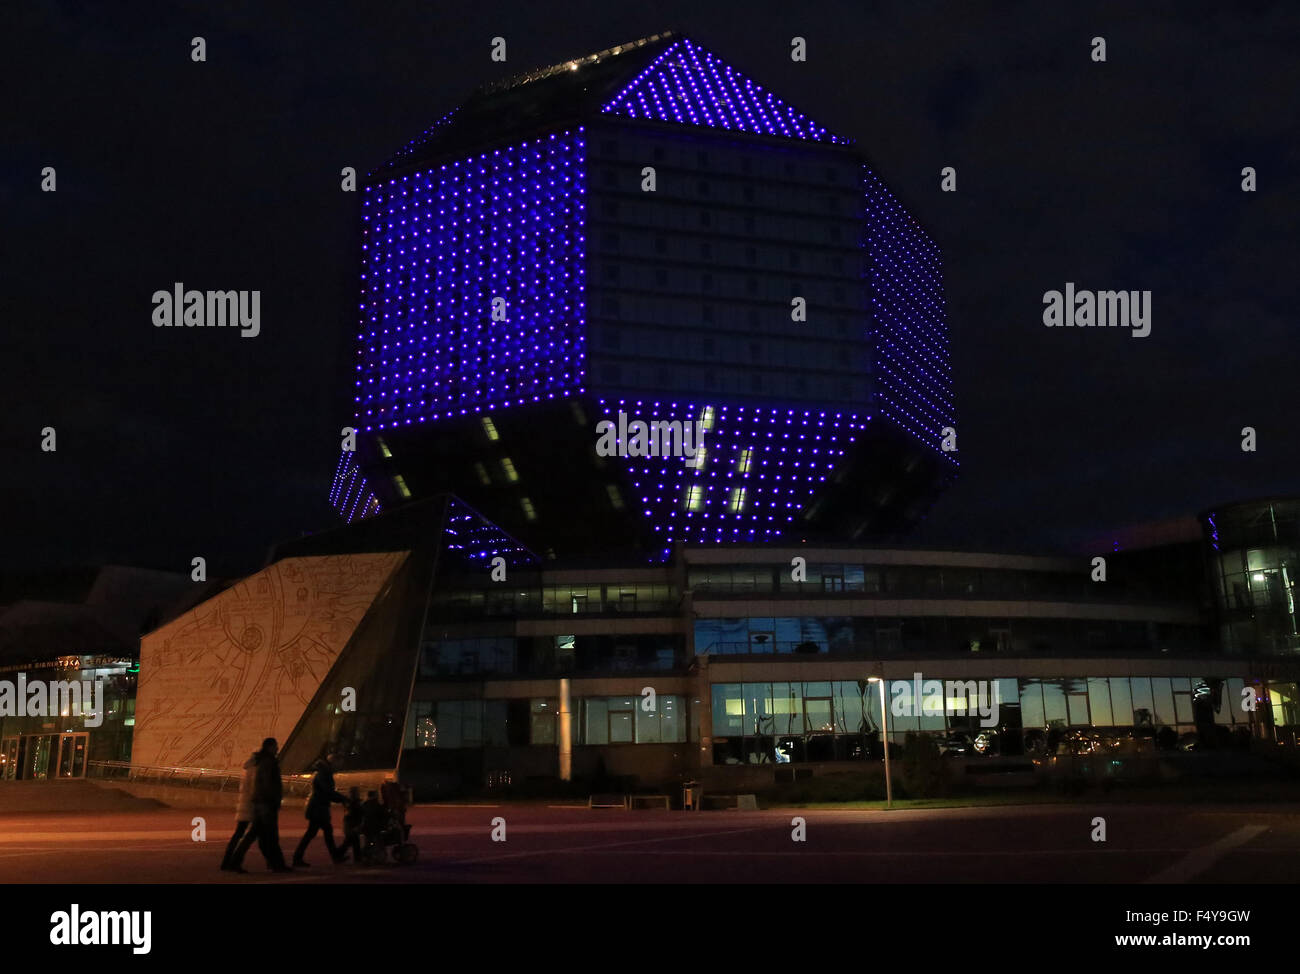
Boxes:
[869,676,893,808]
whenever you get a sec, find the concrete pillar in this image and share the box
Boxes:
[696,655,712,772]
[558,677,572,781]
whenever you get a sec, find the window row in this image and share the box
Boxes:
[688,562,1187,602]
[709,678,1291,765]
[597,293,862,328]
[693,616,1204,657]
[596,231,862,271]
[595,361,866,402]
[594,198,858,238]
[597,329,868,370]
[403,695,688,749]
[431,583,677,617]
[594,138,858,184]
[416,634,682,677]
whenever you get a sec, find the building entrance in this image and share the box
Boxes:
[0,733,89,780]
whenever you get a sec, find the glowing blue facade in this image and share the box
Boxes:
[331,450,381,524]
[336,32,955,556]
[601,37,849,145]
[357,131,588,429]
[862,168,953,450]
[601,398,866,555]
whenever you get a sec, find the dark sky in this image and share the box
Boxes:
[4,0,1298,575]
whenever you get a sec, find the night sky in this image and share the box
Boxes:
[5,0,1298,576]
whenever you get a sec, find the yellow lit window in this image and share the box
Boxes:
[500,457,519,482]
[392,475,411,499]
[473,462,491,485]
[481,416,500,441]
[685,484,703,511]
[378,437,392,458]
[737,448,753,473]
[521,497,537,521]
[606,484,624,510]
[729,487,746,512]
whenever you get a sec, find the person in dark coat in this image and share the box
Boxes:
[219,750,259,872]
[340,786,364,863]
[230,737,292,872]
[292,753,347,866]
[380,779,407,827]
[360,790,386,849]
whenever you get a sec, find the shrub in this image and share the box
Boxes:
[899,731,952,798]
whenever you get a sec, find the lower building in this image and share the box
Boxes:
[124,496,1300,796]
[0,566,193,780]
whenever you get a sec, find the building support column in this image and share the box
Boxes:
[558,677,572,781]
[696,655,712,773]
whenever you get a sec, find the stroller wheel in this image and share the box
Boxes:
[398,843,419,864]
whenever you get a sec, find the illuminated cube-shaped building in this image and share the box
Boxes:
[333,31,956,559]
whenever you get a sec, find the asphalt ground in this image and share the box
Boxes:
[0,801,1295,884]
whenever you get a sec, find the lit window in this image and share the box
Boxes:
[481,416,499,441]
[685,485,703,511]
[521,497,537,521]
[393,475,412,499]
[737,448,753,473]
[500,457,519,483]
[378,437,392,458]
[473,462,491,486]
[690,446,707,469]
[699,406,715,431]
[729,487,746,512]
[606,484,624,510]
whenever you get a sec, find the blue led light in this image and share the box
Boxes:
[598,398,865,546]
[862,166,954,461]
[443,497,539,567]
[379,107,460,172]
[330,450,382,523]
[601,38,848,145]
[335,38,955,536]
[356,131,588,431]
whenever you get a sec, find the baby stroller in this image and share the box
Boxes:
[359,787,418,865]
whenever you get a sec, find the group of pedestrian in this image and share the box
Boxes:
[220,739,363,874]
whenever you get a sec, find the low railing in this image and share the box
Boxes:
[88,760,312,797]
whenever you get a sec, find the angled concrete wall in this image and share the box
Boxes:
[132,553,407,773]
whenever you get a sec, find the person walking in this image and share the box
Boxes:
[219,749,259,872]
[292,753,347,867]
[230,737,292,873]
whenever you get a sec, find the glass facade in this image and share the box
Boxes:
[688,560,1190,602]
[1203,500,1300,654]
[694,615,1200,658]
[710,675,1266,764]
[403,699,509,749]
[419,637,516,677]
[431,580,677,618]
[0,658,137,772]
[403,695,686,749]
[582,694,685,744]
